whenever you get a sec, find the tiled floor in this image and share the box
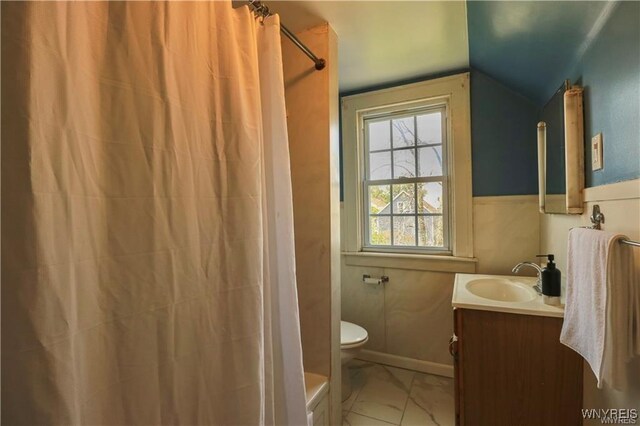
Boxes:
[342,360,454,426]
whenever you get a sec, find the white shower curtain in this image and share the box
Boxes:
[1,1,308,425]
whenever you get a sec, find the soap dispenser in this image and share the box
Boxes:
[536,254,561,306]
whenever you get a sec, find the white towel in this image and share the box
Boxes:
[560,228,640,390]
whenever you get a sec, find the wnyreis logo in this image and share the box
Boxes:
[582,408,638,424]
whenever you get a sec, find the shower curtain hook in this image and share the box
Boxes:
[250,0,270,24]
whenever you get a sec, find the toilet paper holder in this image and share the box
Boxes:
[362,274,389,285]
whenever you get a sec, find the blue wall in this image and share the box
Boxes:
[467,1,610,106]
[339,69,541,198]
[467,1,639,193]
[339,1,638,199]
[570,1,640,187]
[470,70,539,196]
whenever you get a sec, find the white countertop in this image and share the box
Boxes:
[452,273,565,318]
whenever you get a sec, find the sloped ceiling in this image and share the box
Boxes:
[467,1,614,104]
[262,1,617,102]
[268,1,469,93]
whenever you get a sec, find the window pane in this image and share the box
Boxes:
[370,216,391,245]
[391,184,415,214]
[393,149,416,178]
[368,120,390,151]
[392,117,415,148]
[363,107,448,251]
[368,185,391,214]
[418,216,444,247]
[418,145,443,177]
[393,216,416,246]
[417,182,443,213]
[417,112,442,145]
[369,151,392,180]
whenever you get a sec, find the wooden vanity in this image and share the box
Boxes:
[451,274,583,426]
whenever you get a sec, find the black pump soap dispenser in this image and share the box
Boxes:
[536,254,561,306]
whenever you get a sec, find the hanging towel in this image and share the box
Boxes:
[560,228,640,390]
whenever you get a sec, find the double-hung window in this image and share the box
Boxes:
[342,73,473,262]
[363,106,449,252]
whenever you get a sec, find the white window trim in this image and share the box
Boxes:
[341,73,474,260]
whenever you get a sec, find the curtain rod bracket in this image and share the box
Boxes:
[248,1,326,71]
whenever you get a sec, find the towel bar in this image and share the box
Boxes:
[621,239,640,248]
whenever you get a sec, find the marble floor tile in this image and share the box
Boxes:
[346,361,375,395]
[341,361,454,426]
[400,373,454,426]
[342,380,360,412]
[343,412,397,426]
[350,362,415,425]
[343,359,370,420]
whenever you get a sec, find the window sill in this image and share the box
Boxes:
[342,251,477,273]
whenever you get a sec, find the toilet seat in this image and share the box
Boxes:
[341,321,368,349]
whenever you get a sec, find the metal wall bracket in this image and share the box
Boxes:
[590,204,605,230]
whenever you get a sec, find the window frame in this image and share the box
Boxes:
[341,73,474,261]
[361,104,451,254]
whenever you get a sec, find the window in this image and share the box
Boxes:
[341,73,473,262]
[363,107,448,251]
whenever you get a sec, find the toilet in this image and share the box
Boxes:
[340,321,368,401]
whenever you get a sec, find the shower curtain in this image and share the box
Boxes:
[1,1,308,425]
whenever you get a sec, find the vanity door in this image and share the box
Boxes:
[452,308,583,426]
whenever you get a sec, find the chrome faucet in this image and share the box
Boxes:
[512,262,543,294]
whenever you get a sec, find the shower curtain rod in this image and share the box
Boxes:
[247,0,326,70]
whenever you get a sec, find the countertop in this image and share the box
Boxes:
[452,273,565,318]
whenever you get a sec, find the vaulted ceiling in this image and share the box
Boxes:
[269,1,469,94]
[266,1,615,104]
[467,1,613,104]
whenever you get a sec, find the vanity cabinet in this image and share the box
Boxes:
[451,308,583,426]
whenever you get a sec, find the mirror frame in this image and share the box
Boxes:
[537,85,585,215]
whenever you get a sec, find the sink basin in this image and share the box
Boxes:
[465,278,537,303]
[453,274,563,318]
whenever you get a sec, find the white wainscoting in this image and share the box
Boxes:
[473,195,540,275]
[340,194,541,374]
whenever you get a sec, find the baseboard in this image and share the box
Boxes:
[356,349,454,378]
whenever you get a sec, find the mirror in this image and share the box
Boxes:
[537,80,584,214]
